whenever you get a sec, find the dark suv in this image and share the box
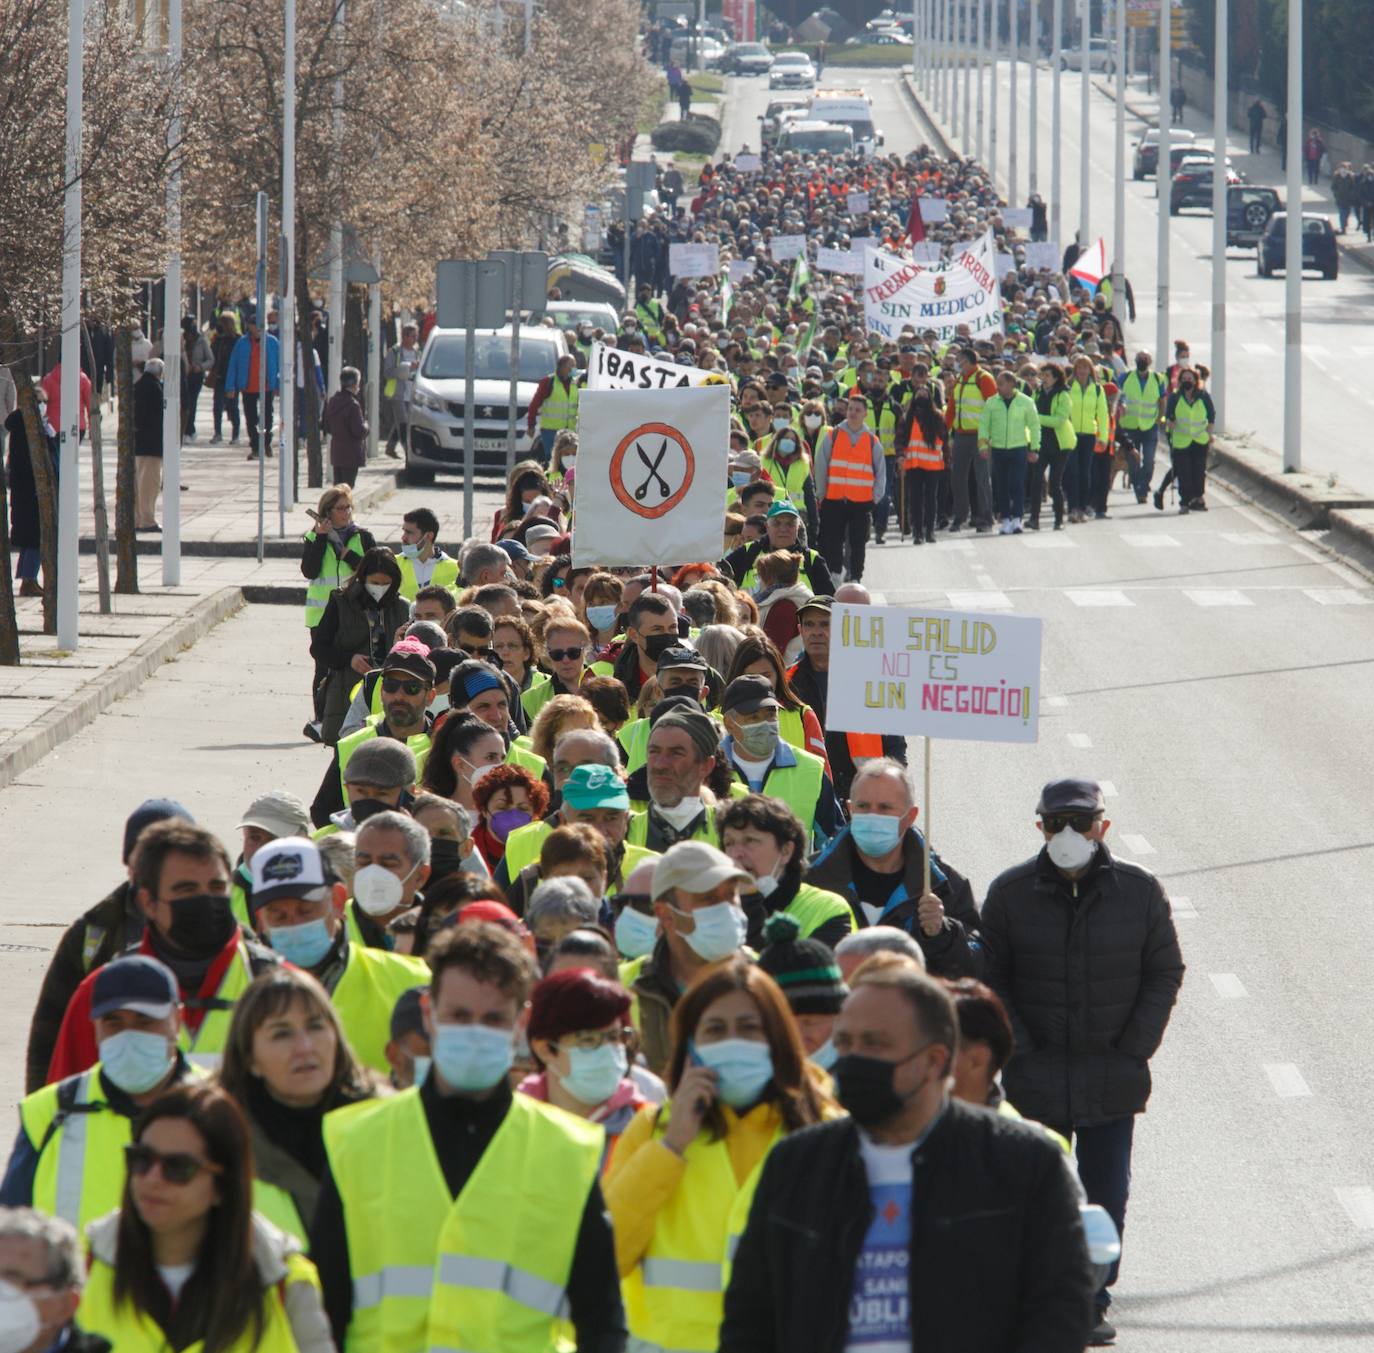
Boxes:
[1257,213,1338,280]
[1226,185,1281,248]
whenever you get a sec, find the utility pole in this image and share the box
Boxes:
[1079,0,1090,247]
[1030,0,1040,192]
[161,0,182,586]
[1210,0,1228,425]
[57,0,83,650]
[1283,0,1301,471]
[1113,0,1126,321]
[1051,0,1062,244]
[1009,0,1019,207]
[281,0,297,508]
[1156,1,1171,363]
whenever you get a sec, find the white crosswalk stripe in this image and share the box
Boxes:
[1184,589,1254,607]
[1304,588,1372,605]
[1065,590,1133,607]
[1120,533,1180,549]
[947,591,1012,609]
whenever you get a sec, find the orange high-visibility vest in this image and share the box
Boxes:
[904,430,943,472]
[824,426,876,502]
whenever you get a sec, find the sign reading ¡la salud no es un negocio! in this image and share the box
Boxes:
[826,603,1042,745]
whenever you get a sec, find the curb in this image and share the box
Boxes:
[899,74,957,163]
[0,586,245,792]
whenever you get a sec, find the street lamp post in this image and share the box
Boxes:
[1029,0,1039,193]
[976,0,986,161]
[161,0,182,587]
[1156,0,1171,363]
[1051,0,1062,245]
[57,0,83,650]
[1009,0,1019,207]
[1283,0,1301,471]
[1113,0,1126,321]
[1079,0,1090,246]
[281,0,297,512]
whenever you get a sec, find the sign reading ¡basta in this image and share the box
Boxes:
[863,229,1003,342]
[586,341,710,392]
[826,603,1042,744]
[571,384,731,569]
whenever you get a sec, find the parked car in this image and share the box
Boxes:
[1133,126,1195,180]
[405,325,569,482]
[1169,157,1242,214]
[723,42,773,75]
[1257,212,1339,279]
[1226,184,1282,248]
[760,95,811,145]
[769,51,816,89]
[848,28,911,45]
[1060,38,1114,72]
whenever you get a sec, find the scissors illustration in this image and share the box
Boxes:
[634,439,671,501]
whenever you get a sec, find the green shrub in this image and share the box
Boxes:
[651,116,722,155]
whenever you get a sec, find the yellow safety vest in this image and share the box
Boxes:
[952,370,992,430]
[621,1104,783,1353]
[331,942,430,1074]
[730,745,826,839]
[324,1088,602,1353]
[866,396,899,456]
[759,452,812,514]
[1170,394,1211,449]
[540,377,581,432]
[1118,370,1165,431]
[397,554,460,603]
[305,531,365,628]
[337,722,432,802]
[1068,380,1109,438]
[253,1178,308,1247]
[521,673,559,723]
[783,883,853,939]
[626,806,722,850]
[178,939,263,1070]
[77,1249,318,1353]
[739,546,824,592]
[507,738,547,779]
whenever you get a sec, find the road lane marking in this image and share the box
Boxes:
[1184,589,1254,606]
[1067,732,1093,748]
[1221,532,1285,546]
[1208,973,1248,998]
[1065,590,1134,607]
[1120,533,1181,549]
[1046,695,1069,708]
[1120,833,1156,855]
[1024,536,1078,548]
[1304,588,1372,605]
[1334,1187,1374,1230]
[1263,1063,1312,1098]
[947,590,1012,609]
[1171,896,1197,919]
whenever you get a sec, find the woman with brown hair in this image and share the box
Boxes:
[490,459,551,541]
[76,1082,332,1351]
[604,956,833,1353]
[218,967,377,1245]
[528,692,599,766]
[726,633,829,767]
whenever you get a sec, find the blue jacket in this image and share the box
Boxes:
[224,332,280,396]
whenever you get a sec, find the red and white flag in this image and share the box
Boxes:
[1068,237,1108,291]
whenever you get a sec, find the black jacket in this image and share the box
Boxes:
[721,1102,1095,1353]
[980,845,1185,1128]
[132,372,164,457]
[719,540,834,596]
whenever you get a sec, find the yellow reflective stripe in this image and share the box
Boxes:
[437,1256,569,1319]
[353,1264,435,1309]
[639,1257,723,1293]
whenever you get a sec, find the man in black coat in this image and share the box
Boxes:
[132,358,165,532]
[980,777,1185,1346]
[722,957,1095,1353]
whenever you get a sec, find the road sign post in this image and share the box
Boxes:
[489,250,548,473]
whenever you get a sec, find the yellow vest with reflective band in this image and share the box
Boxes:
[330,942,430,1075]
[731,744,825,837]
[507,738,547,779]
[229,870,254,933]
[777,707,808,756]
[636,301,666,342]
[305,530,366,628]
[866,396,899,456]
[540,376,581,432]
[626,805,722,849]
[20,1064,202,1230]
[1170,393,1211,449]
[503,818,659,887]
[178,939,262,1070]
[784,882,853,939]
[1068,380,1109,437]
[76,1248,318,1353]
[952,370,992,430]
[823,426,877,502]
[759,451,812,513]
[324,1087,602,1353]
[739,546,824,592]
[1118,370,1165,431]
[337,722,432,802]
[622,1104,784,1353]
[397,553,460,603]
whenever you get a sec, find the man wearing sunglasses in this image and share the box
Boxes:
[5,956,199,1232]
[521,617,595,723]
[981,778,1185,1348]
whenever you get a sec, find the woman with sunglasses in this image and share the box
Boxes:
[218,968,377,1247]
[521,967,651,1168]
[605,956,833,1353]
[77,1082,332,1352]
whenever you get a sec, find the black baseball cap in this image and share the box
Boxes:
[721,675,780,717]
[1036,778,1105,815]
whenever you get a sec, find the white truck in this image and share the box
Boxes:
[806,90,883,157]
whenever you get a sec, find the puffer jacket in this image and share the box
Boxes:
[980,844,1185,1128]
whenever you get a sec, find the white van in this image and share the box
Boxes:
[808,91,883,157]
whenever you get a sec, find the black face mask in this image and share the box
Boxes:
[350,797,395,825]
[427,837,465,881]
[833,1048,931,1129]
[640,633,677,662]
[165,893,237,958]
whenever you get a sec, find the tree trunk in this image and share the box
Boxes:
[296,227,324,489]
[81,323,112,614]
[114,325,139,594]
[0,408,18,665]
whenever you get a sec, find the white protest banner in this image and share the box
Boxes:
[728,258,756,282]
[863,229,1003,342]
[669,242,720,278]
[571,385,731,569]
[1001,207,1033,229]
[919,196,948,222]
[1024,241,1061,271]
[847,191,870,215]
[997,252,1018,278]
[911,241,943,263]
[586,341,711,391]
[826,603,1042,744]
[769,234,806,261]
[817,246,864,275]
[734,153,762,173]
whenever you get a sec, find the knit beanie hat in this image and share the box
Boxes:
[756,913,847,1016]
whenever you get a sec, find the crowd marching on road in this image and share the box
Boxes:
[0,33,1212,1353]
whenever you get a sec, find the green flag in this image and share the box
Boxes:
[788,250,811,304]
[798,309,817,360]
[720,270,733,323]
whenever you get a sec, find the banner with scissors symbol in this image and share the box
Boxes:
[571,385,731,568]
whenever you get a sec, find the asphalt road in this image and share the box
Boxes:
[720,66,1374,1349]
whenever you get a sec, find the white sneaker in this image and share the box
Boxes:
[1011,520,1024,534]
[997,519,1012,535]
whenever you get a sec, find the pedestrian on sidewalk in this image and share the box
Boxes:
[321,367,368,488]
[381,323,420,460]
[1358,164,1374,241]
[1332,162,1357,233]
[133,358,165,533]
[1277,111,1288,169]
[207,313,240,444]
[1028,192,1048,242]
[5,388,58,595]
[1170,83,1185,124]
[224,313,280,462]
[181,315,212,440]
[677,74,692,120]
[1304,128,1327,186]
[1247,98,1267,154]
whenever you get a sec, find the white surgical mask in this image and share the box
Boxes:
[432,1022,514,1092]
[654,795,704,830]
[614,906,659,959]
[0,1280,41,1353]
[559,1042,628,1105]
[562,455,577,470]
[352,862,416,916]
[400,542,421,561]
[99,1028,175,1095]
[803,413,822,429]
[430,691,451,716]
[673,900,746,962]
[364,582,390,602]
[691,1037,773,1108]
[1047,827,1097,873]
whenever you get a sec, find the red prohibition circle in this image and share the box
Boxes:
[609,422,696,519]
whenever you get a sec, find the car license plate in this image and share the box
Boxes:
[473,437,509,451]
[1302,255,1316,264]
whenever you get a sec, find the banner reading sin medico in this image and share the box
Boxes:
[826,604,1043,746]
